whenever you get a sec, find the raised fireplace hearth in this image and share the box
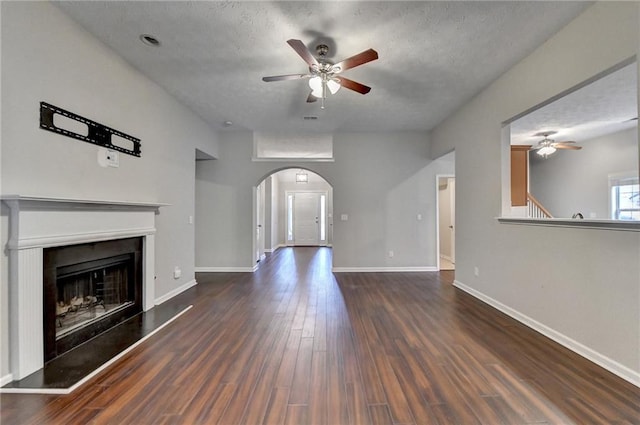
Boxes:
[44,237,143,361]
[2,195,165,380]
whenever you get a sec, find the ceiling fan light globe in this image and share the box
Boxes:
[311,88,324,98]
[327,79,341,95]
[537,146,556,157]
[308,76,322,91]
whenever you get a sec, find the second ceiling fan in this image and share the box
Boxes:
[262,39,378,108]
[529,131,582,158]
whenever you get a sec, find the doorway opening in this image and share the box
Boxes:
[286,191,328,246]
[254,168,333,266]
[437,175,455,271]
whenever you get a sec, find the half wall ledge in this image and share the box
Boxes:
[497,217,640,232]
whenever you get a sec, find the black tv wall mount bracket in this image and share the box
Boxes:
[39,102,141,157]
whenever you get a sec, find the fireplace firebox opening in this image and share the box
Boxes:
[43,237,143,362]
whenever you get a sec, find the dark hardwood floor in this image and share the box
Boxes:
[2,247,639,424]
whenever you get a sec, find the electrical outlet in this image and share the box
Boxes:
[173,267,181,279]
[474,266,479,277]
[388,250,394,258]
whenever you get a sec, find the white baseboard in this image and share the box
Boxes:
[1,373,13,387]
[195,265,258,273]
[154,279,197,305]
[332,266,438,273]
[453,280,640,388]
[265,244,286,253]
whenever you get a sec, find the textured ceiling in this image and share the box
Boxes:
[54,1,591,133]
[511,62,638,146]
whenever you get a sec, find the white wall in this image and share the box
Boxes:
[430,2,640,384]
[195,131,455,271]
[1,2,219,379]
[530,127,638,218]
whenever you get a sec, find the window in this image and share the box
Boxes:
[287,194,294,241]
[610,176,639,220]
[320,194,326,241]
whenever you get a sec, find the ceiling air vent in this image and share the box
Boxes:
[303,116,318,120]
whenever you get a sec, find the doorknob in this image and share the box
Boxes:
[448,225,454,229]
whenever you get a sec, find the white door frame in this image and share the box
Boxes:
[435,174,455,270]
[253,184,264,264]
[285,190,328,247]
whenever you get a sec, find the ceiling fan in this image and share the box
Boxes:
[262,39,378,109]
[529,131,582,158]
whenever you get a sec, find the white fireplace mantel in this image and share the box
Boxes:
[2,195,168,381]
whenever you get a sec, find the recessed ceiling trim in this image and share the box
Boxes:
[503,55,637,127]
[252,157,335,163]
[253,132,333,161]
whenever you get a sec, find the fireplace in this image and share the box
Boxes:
[2,195,163,380]
[43,238,143,361]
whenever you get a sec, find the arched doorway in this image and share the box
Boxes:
[254,168,333,264]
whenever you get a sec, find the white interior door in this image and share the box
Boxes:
[255,184,264,262]
[294,192,321,246]
[449,178,456,263]
[437,176,456,270]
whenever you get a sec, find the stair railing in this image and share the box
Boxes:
[527,193,553,218]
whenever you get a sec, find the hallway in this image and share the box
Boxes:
[2,247,639,424]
